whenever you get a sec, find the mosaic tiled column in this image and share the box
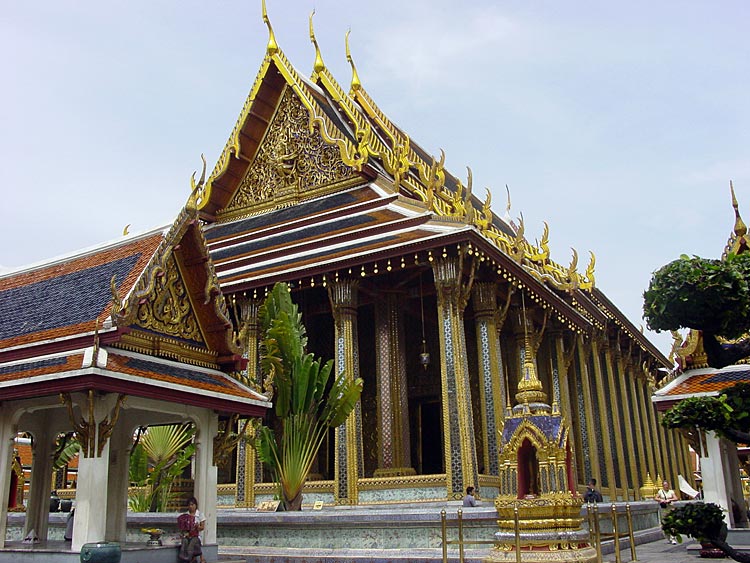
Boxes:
[635,377,658,483]
[643,376,665,478]
[576,337,600,489]
[601,339,629,497]
[432,256,478,498]
[626,364,649,486]
[590,338,618,498]
[612,345,639,497]
[235,297,262,508]
[471,282,505,477]
[328,279,363,505]
[551,329,578,481]
[374,293,412,474]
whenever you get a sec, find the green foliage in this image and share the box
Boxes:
[661,502,726,543]
[722,382,750,431]
[52,433,80,472]
[127,424,195,512]
[662,396,731,432]
[662,382,750,443]
[643,254,750,339]
[255,283,363,510]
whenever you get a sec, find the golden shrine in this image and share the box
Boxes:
[186,3,692,507]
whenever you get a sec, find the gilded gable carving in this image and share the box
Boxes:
[133,253,204,344]
[226,88,355,213]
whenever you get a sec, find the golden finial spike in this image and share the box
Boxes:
[122,224,130,236]
[731,180,747,238]
[262,0,278,56]
[515,292,546,405]
[309,10,325,74]
[345,29,361,91]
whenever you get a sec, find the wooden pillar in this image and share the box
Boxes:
[328,278,363,505]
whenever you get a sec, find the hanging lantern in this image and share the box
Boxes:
[419,338,430,369]
[419,271,430,370]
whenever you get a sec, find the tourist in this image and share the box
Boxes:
[463,486,478,507]
[654,480,678,544]
[583,478,603,503]
[178,496,206,563]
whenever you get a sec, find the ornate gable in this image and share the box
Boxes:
[222,86,357,219]
[113,207,240,369]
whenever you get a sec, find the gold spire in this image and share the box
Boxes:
[345,29,361,92]
[731,180,747,239]
[515,293,547,405]
[309,10,325,75]
[262,0,278,56]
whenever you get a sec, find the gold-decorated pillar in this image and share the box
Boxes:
[636,376,659,484]
[328,278,364,504]
[234,296,262,508]
[551,329,578,481]
[625,356,649,487]
[432,256,479,497]
[471,282,507,477]
[575,337,601,491]
[374,292,412,474]
[590,337,618,498]
[601,339,630,497]
[612,346,639,497]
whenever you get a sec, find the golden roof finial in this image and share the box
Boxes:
[262,0,278,56]
[731,180,747,238]
[122,224,130,236]
[515,292,547,405]
[345,29,361,92]
[309,10,325,74]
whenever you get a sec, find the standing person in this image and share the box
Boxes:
[655,480,678,544]
[178,496,207,563]
[463,486,478,507]
[583,478,603,503]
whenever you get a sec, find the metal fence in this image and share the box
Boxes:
[440,503,639,563]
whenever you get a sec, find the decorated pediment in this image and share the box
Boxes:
[223,86,357,217]
[112,209,239,369]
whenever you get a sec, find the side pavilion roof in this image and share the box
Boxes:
[0,206,270,417]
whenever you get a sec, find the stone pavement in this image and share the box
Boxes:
[611,537,703,563]
[216,537,711,563]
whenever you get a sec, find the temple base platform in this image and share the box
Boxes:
[3,501,664,563]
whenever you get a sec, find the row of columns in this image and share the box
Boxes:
[0,394,219,551]
[234,255,689,504]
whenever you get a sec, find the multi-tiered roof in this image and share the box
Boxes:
[190,4,666,367]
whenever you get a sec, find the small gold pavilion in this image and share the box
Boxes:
[187,5,693,507]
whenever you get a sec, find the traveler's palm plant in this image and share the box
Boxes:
[255,283,363,510]
[128,424,195,512]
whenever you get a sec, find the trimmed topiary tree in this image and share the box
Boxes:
[643,253,750,368]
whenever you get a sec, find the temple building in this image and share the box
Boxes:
[187,8,692,506]
[1,7,693,529]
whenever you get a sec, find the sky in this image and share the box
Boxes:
[1,1,748,356]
